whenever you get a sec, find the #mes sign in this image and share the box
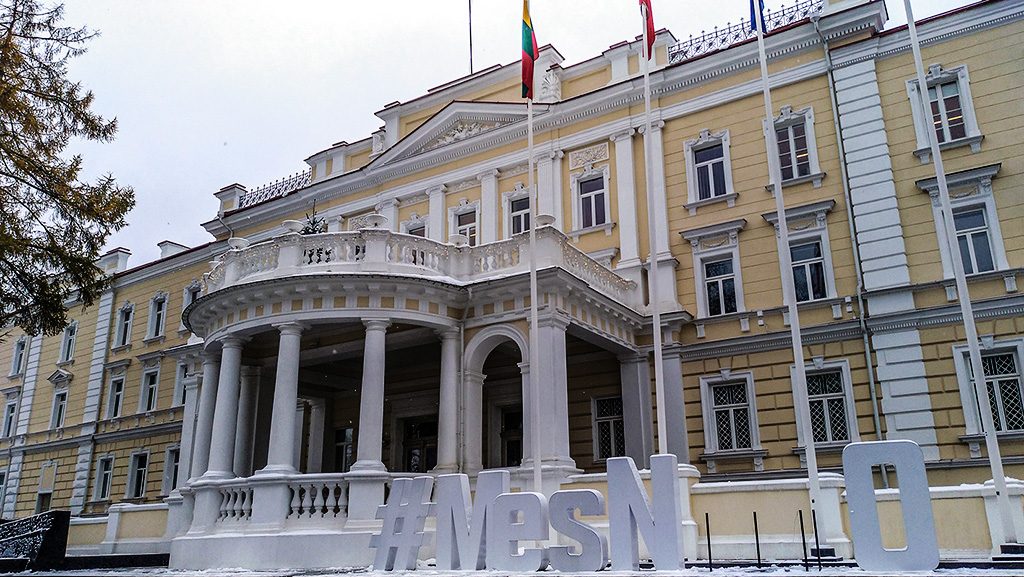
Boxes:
[369,441,940,572]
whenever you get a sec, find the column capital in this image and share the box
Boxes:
[476,169,500,181]
[537,313,570,331]
[435,327,460,341]
[637,120,666,134]
[273,321,308,337]
[534,149,563,164]
[617,353,647,366]
[363,318,392,332]
[219,335,249,350]
[517,361,530,375]
[610,128,636,142]
[183,376,202,392]
[200,350,221,364]
[463,369,486,386]
[376,198,399,210]
[427,184,447,196]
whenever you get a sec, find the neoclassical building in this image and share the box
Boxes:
[2,0,1023,568]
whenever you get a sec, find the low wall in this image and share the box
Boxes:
[66,516,107,555]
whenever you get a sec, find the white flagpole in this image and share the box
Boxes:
[753,6,825,538]
[526,2,542,494]
[641,4,669,455]
[903,0,1017,545]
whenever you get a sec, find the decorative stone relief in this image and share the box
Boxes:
[372,130,386,155]
[568,142,609,171]
[423,120,506,152]
[539,68,562,103]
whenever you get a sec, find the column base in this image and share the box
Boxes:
[346,467,390,521]
[513,461,581,497]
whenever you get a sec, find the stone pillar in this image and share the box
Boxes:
[348,318,391,521]
[427,185,447,242]
[262,322,305,473]
[519,362,532,465]
[233,366,259,477]
[203,337,245,478]
[641,120,681,311]
[434,328,460,473]
[529,316,573,469]
[478,170,499,244]
[377,198,399,232]
[536,150,564,229]
[661,343,689,460]
[611,130,641,271]
[619,354,654,468]
[178,374,202,485]
[293,400,307,470]
[306,398,326,473]
[462,370,486,474]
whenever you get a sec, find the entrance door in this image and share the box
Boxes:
[402,417,438,473]
[500,408,523,467]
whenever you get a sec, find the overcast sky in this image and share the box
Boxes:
[62,0,967,266]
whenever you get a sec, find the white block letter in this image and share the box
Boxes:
[434,469,510,570]
[549,489,608,571]
[487,492,549,572]
[608,454,682,571]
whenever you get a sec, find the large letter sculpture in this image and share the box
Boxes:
[487,492,550,571]
[843,441,939,572]
[608,454,682,571]
[369,476,435,571]
[549,489,609,571]
[434,470,510,570]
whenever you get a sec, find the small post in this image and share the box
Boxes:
[753,511,762,568]
[705,511,713,572]
[798,509,809,571]
[811,509,823,571]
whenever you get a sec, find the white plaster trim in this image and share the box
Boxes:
[764,105,822,192]
[501,182,531,239]
[953,336,1024,437]
[698,371,762,455]
[789,358,861,449]
[447,198,481,245]
[906,64,982,164]
[763,199,839,303]
[569,162,612,236]
[682,219,747,318]
[684,128,736,214]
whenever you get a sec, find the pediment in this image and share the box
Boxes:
[374,101,529,165]
[47,369,73,387]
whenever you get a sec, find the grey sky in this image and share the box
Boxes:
[62,0,965,266]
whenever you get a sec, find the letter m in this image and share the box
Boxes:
[434,469,510,570]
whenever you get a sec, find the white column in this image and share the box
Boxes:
[641,120,681,310]
[661,343,689,459]
[611,129,641,269]
[434,328,460,473]
[377,198,399,232]
[260,322,305,473]
[519,361,532,464]
[529,316,573,469]
[233,366,259,477]
[306,398,326,473]
[427,185,447,242]
[293,400,306,471]
[204,336,245,478]
[178,373,202,484]
[189,354,219,480]
[352,319,390,472]
[619,354,653,468]
[478,170,499,244]
[536,150,564,229]
[462,370,485,474]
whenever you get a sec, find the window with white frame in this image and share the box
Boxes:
[406,222,426,237]
[767,105,822,188]
[10,337,27,376]
[400,212,428,238]
[592,397,626,461]
[916,164,1007,280]
[791,241,828,302]
[806,370,852,444]
[448,200,479,246]
[50,389,67,429]
[181,281,202,331]
[95,456,113,500]
[59,322,77,363]
[711,382,752,451]
[163,446,181,495]
[107,376,125,418]
[127,452,148,498]
[140,369,159,413]
[114,303,133,348]
[577,173,607,229]
[147,293,167,339]
[173,362,188,406]
[2,397,17,437]
[953,339,1024,444]
[682,219,747,319]
[509,197,531,236]
[36,462,56,513]
[699,371,762,470]
[684,129,735,213]
[762,200,838,304]
[906,64,981,162]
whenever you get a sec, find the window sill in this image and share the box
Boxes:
[7,372,24,381]
[569,222,615,242]
[765,172,825,194]
[960,431,1024,458]
[55,359,75,368]
[792,441,850,457]
[914,134,983,164]
[684,192,737,216]
[699,448,767,473]
[110,344,132,354]
[142,335,166,345]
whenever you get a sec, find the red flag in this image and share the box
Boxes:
[639,0,655,60]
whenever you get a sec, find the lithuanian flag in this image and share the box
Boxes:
[522,0,539,99]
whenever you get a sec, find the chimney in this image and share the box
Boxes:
[214,183,247,214]
[96,247,131,275]
[158,240,189,259]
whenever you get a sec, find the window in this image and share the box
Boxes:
[578,175,607,228]
[953,209,995,275]
[51,390,67,429]
[791,241,827,302]
[174,363,188,406]
[334,427,355,473]
[806,371,850,443]
[684,129,735,213]
[699,371,762,472]
[2,398,17,437]
[36,461,56,513]
[407,223,426,237]
[681,219,747,319]
[974,353,1024,433]
[0,471,5,508]
[766,105,822,188]
[400,212,428,238]
[181,281,203,332]
[163,447,180,494]
[140,370,159,413]
[906,64,981,163]
[456,211,477,246]
[711,382,752,451]
[95,456,113,500]
[592,397,626,461]
[10,337,27,376]
[107,377,125,418]
[704,258,737,317]
[59,322,77,363]
[114,304,133,348]
[147,293,167,339]
[510,197,531,235]
[128,452,149,498]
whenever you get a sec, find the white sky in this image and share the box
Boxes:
[62,0,967,266]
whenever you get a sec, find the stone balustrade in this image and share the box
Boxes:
[287,474,349,521]
[204,221,641,308]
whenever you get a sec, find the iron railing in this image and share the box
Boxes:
[238,169,312,209]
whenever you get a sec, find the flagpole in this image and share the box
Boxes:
[524,0,543,495]
[640,3,669,456]
[753,7,825,537]
[468,0,474,74]
[903,0,1017,546]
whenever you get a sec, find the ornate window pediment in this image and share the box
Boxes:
[47,368,73,388]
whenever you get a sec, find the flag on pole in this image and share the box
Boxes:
[639,0,655,60]
[750,0,765,31]
[521,0,539,99]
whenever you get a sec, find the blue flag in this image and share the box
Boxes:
[750,0,765,32]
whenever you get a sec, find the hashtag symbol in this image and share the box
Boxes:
[369,476,435,571]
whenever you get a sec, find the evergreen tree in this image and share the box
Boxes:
[0,0,134,337]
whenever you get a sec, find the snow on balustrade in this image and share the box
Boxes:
[298,233,365,266]
[217,482,254,523]
[668,0,823,64]
[287,474,349,522]
[472,237,521,274]
[387,234,450,276]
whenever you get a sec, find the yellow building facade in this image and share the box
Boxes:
[1,0,1022,567]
